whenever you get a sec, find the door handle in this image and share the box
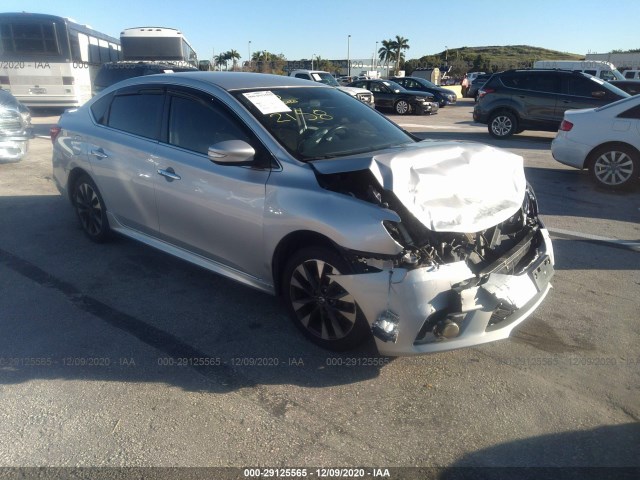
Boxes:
[157,168,181,181]
[90,148,108,159]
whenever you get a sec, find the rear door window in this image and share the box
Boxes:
[107,90,164,139]
[564,76,601,97]
[501,73,558,93]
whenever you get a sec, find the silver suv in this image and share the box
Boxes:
[289,69,375,107]
[0,89,33,161]
[51,72,554,355]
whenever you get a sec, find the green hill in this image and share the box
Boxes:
[405,45,584,76]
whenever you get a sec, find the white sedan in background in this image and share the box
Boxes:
[552,95,640,189]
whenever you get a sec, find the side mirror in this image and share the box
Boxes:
[208,139,256,165]
[592,90,606,98]
[393,88,401,93]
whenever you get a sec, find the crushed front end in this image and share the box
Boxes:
[312,143,554,356]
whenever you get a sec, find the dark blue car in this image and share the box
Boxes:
[390,76,457,107]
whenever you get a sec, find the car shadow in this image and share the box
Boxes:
[440,424,640,479]
[0,194,387,394]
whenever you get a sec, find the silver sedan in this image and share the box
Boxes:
[51,72,554,355]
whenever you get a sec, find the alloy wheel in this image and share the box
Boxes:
[75,181,104,237]
[593,150,635,187]
[289,258,357,341]
[491,115,513,137]
[395,100,410,115]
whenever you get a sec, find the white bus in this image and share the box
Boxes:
[533,60,625,81]
[0,12,122,108]
[120,27,198,68]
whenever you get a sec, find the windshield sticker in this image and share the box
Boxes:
[311,73,322,82]
[243,91,292,114]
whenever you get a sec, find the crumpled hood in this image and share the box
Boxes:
[311,140,526,233]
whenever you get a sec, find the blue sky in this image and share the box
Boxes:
[4,0,639,62]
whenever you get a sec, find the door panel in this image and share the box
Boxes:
[154,145,269,278]
[153,91,270,279]
[87,91,164,232]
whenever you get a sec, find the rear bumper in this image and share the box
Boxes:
[473,105,489,123]
[551,135,591,169]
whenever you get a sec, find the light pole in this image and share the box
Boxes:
[347,34,351,77]
[445,45,448,64]
[374,41,378,71]
[311,53,316,70]
[248,41,251,70]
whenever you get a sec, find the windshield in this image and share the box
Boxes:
[383,80,406,92]
[312,72,340,87]
[594,93,639,112]
[585,74,631,98]
[235,87,415,161]
[417,78,437,88]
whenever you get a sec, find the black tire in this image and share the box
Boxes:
[488,111,518,139]
[588,144,639,190]
[394,99,410,115]
[72,174,111,242]
[282,246,370,351]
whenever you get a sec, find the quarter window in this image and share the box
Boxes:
[618,105,640,119]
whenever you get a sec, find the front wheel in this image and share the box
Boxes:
[394,99,410,115]
[488,111,518,139]
[588,145,639,190]
[282,247,370,351]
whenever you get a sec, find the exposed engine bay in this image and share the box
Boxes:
[315,168,543,276]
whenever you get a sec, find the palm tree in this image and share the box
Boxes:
[378,39,395,78]
[214,52,229,71]
[392,35,410,75]
[227,49,241,71]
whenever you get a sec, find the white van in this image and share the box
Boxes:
[533,60,625,81]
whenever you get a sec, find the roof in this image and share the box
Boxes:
[147,72,327,91]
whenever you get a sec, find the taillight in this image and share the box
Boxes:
[62,76,75,85]
[50,126,62,144]
[559,120,573,132]
[478,88,495,99]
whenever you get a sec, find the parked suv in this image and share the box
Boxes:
[466,73,492,101]
[93,61,198,96]
[473,69,630,138]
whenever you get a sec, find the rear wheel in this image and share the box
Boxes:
[488,111,518,139]
[588,145,639,190]
[394,99,410,115]
[73,174,111,242]
[283,246,370,351]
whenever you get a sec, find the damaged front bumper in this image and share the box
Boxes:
[334,228,554,356]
